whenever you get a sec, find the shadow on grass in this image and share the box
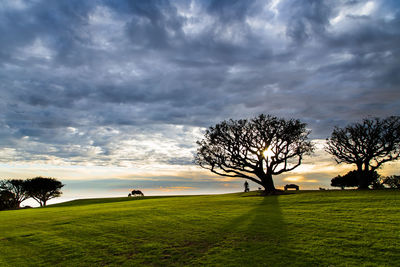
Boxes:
[241,196,323,266]
[193,194,325,266]
[238,196,290,264]
[192,196,291,265]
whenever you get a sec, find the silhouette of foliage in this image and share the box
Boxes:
[195,114,314,193]
[0,179,30,208]
[331,171,359,189]
[24,177,64,207]
[0,190,15,210]
[326,116,400,189]
[382,175,400,189]
[331,170,380,189]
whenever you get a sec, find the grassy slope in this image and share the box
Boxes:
[0,190,399,266]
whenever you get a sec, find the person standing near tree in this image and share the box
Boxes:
[244,181,249,192]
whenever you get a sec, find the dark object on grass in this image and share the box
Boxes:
[195,114,314,194]
[24,177,64,207]
[284,184,299,191]
[131,190,144,196]
[326,116,400,189]
[244,181,249,192]
[319,187,326,190]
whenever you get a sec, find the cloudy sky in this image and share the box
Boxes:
[1,0,399,203]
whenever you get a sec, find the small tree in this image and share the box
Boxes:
[24,177,64,207]
[326,117,400,189]
[195,114,314,193]
[0,179,30,208]
[382,175,400,189]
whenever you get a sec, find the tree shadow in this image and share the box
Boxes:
[239,196,290,263]
[192,196,290,265]
[193,194,326,266]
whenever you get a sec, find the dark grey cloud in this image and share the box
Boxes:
[284,0,334,44]
[1,0,399,165]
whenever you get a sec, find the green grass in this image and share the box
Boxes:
[1,190,399,266]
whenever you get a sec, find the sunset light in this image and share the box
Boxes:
[263,146,275,160]
[0,0,399,202]
[1,1,399,266]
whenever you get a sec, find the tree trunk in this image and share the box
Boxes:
[356,163,369,189]
[357,171,370,190]
[262,173,276,194]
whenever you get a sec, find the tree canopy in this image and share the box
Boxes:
[326,116,400,189]
[0,179,30,208]
[24,177,64,207]
[195,114,314,193]
[331,170,380,189]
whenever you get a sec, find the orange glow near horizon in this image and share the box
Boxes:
[283,176,303,182]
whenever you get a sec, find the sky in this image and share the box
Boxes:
[1,0,400,205]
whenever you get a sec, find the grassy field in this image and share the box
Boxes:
[0,190,399,266]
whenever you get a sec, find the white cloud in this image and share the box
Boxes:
[17,38,54,61]
[0,0,399,194]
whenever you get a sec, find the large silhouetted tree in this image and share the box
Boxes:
[0,179,29,208]
[195,114,314,193]
[326,116,400,189]
[24,177,64,207]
